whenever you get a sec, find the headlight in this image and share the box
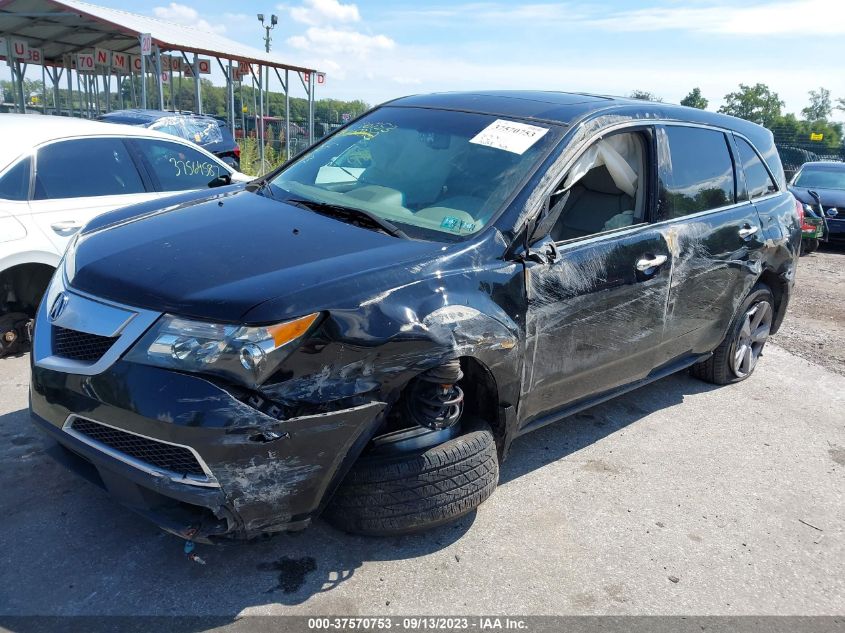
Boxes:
[125,312,319,388]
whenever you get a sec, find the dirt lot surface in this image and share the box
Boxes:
[771,245,845,376]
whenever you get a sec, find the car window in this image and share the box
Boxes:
[658,126,735,220]
[0,156,31,201]
[792,166,845,190]
[549,131,648,242]
[269,106,559,240]
[735,137,777,199]
[149,117,224,146]
[132,139,227,192]
[34,139,145,200]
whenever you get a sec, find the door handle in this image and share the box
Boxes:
[738,224,759,240]
[635,254,668,272]
[50,221,82,235]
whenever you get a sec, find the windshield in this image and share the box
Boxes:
[268,106,558,240]
[793,166,845,190]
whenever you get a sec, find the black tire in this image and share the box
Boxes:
[690,283,775,385]
[804,238,820,254]
[324,418,499,536]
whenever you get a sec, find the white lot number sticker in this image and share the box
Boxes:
[469,119,549,155]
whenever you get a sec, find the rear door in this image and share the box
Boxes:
[652,124,766,366]
[127,138,231,193]
[28,137,154,252]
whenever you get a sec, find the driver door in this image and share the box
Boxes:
[519,127,673,426]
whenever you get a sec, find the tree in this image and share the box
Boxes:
[680,87,708,110]
[718,83,783,127]
[629,90,662,102]
[801,87,831,121]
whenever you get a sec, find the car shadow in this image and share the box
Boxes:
[0,369,719,622]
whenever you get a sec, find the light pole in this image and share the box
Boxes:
[257,13,277,139]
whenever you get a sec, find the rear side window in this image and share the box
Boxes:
[0,157,31,201]
[34,138,145,200]
[735,136,777,199]
[132,139,226,192]
[659,126,735,219]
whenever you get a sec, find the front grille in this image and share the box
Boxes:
[52,326,117,362]
[68,418,207,478]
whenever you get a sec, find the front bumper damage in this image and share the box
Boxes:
[31,360,386,542]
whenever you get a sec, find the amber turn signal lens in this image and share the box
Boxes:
[266,313,319,348]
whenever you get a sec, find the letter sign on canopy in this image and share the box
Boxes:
[198,58,211,74]
[170,56,182,72]
[12,39,28,59]
[111,52,129,72]
[140,33,152,55]
[317,72,326,85]
[95,48,111,66]
[25,48,43,64]
[130,55,143,73]
[76,54,95,73]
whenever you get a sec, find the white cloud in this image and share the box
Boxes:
[289,0,360,26]
[287,26,395,57]
[589,0,845,35]
[152,3,226,35]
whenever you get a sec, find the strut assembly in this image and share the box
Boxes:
[403,359,465,430]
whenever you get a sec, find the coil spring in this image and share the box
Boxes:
[403,360,464,430]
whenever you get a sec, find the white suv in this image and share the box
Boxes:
[0,113,251,355]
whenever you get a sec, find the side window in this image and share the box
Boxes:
[658,126,735,219]
[549,131,648,242]
[735,136,777,199]
[133,139,226,192]
[0,157,32,201]
[34,138,145,200]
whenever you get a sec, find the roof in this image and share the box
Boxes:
[796,161,845,170]
[98,109,216,124]
[389,90,766,135]
[0,0,316,72]
[0,112,210,169]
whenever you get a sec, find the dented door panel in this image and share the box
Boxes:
[520,226,672,425]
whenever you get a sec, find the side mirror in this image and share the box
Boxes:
[208,173,232,188]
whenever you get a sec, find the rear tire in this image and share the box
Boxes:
[691,284,774,385]
[801,238,819,255]
[324,418,499,536]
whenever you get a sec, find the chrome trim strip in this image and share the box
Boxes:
[62,414,220,488]
[33,271,161,376]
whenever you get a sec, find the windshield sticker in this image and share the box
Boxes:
[441,217,476,233]
[469,119,549,155]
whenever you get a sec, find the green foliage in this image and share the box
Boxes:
[680,87,708,110]
[629,90,662,102]
[802,87,832,121]
[718,83,784,127]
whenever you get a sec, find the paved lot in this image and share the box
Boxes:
[0,342,842,618]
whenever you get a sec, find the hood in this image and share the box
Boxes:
[788,185,845,207]
[69,188,444,322]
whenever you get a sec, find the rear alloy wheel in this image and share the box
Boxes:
[324,418,498,536]
[729,300,773,379]
[691,284,774,385]
[802,238,820,255]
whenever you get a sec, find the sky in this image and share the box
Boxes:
[5,0,845,116]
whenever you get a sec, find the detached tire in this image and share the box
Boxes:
[325,418,498,536]
[691,283,774,385]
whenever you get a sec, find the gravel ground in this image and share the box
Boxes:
[771,244,845,376]
[0,348,842,617]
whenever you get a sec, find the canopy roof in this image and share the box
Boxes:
[0,0,317,72]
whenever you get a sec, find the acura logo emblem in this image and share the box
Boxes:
[826,208,838,218]
[49,293,68,322]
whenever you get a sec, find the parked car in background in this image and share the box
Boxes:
[29,92,799,542]
[0,113,251,356]
[98,110,241,170]
[788,161,845,250]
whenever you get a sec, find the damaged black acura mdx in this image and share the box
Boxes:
[30,91,800,541]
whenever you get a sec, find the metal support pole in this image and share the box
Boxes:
[308,73,314,146]
[76,69,83,117]
[129,69,136,108]
[66,60,74,117]
[153,46,164,110]
[15,62,26,113]
[102,68,110,113]
[274,67,290,160]
[41,64,47,114]
[258,65,265,171]
[93,73,101,115]
[140,47,147,109]
[192,53,201,114]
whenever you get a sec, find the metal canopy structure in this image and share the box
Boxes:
[0,0,323,166]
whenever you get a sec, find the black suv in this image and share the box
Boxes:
[30,92,800,541]
[99,110,241,169]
